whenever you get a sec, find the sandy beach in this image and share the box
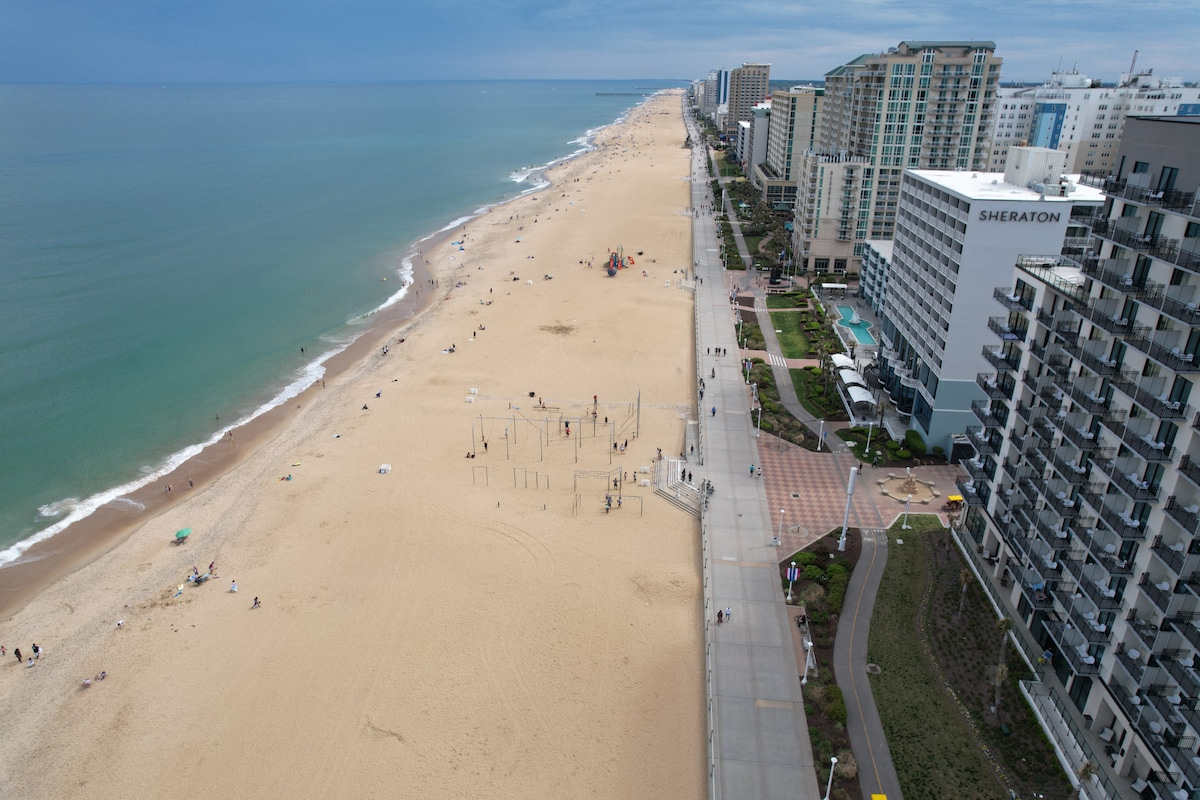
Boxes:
[0,90,705,799]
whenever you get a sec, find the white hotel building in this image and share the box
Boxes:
[877,147,1103,451]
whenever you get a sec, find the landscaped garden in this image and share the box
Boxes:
[769,307,843,360]
[837,426,947,468]
[745,357,818,448]
[790,366,850,422]
[869,516,1072,800]
[780,531,861,800]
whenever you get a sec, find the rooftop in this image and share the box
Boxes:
[906,170,1106,204]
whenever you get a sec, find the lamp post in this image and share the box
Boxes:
[801,637,813,685]
[786,560,799,602]
[745,359,751,384]
[778,509,786,545]
[864,421,874,460]
[756,405,762,437]
[838,467,857,552]
[823,756,838,800]
[902,494,913,530]
[817,419,825,452]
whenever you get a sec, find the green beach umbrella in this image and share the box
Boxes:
[175,528,192,540]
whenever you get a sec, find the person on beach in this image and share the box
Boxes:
[230,580,238,593]
[252,597,261,609]
[13,647,21,663]
[31,643,40,659]
[0,645,5,657]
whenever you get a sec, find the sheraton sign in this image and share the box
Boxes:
[977,210,1061,223]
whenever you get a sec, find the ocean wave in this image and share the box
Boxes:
[37,498,80,519]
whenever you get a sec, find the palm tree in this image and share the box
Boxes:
[957,568,972,620]
[1069,760,1099,800]
[997,617,1014,667]
[992,662,1008,716]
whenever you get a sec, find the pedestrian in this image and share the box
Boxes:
[252,597,261,609]
[31,643,40,659]
[483,441,488,452]
[750,465,755,477]
[208,561,215,574]
[27,658,34,668]
[230,580,238,593]
[687,470,692,483]
[725,606,732,622]
[0,645,5,657]
[717,610,724,625]
[711,406,716,417]
[13,647,21,663]
[706,347,710,355]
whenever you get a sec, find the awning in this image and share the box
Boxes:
[839,368,868,388]
[847,385,876,406]
[821,283,848,290]
[830,353,855,369]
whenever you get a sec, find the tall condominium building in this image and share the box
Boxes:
[736,103,771,179]
[956,116,1200,800]
[702,68,730,124]
[793,41,1002,275]
[876,147,1103,449]
[724,63,770,136]
[988,69,1200,174]
[751,86,824,209]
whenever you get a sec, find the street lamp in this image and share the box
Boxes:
[817,419,825,452]
[902,494,913,530]
[778,508,786,545]
[756,405,762,437]
[838,467,858,552]
[745,358,751,384]
[801,637,813,685]
[823,756,838,800]
[864,421,875,462]
[786,560,798,602]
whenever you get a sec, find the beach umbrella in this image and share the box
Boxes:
[175,528,192,541]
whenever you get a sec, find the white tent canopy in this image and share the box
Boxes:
[847,386,876,406]
[830,353,855,369]
[838,368,868,388]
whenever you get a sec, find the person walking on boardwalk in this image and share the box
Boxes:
[711,406,716,417]
[724,607,732,622]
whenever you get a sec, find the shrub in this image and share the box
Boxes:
[885,440,901,453]
[904,429,927,456]
[795,552,818,566]
[827,573,850,611]
[804,565,827,583]
[826,685,848,725]
[897,449,912,460]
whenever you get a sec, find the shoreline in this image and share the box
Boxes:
[0,103,636,620]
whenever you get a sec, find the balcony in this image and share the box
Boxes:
[1065,381,1110,415]
[1035,308,1080,338]
[1067,603,1113,644]
[1083,533,1132,577]
[988,316,1028,343]
[1076,575,1123,610]
[1047,450,1092,486]
[955,476,984,506]
[1018,573,1055,610]
[1170,615,1200,653]
[1107,466,1161,503]
[1043,620,1101,676]
[1045,488,1082,519]
[1108,371,1188,420]
[1095,503,1147,541]
[1061,339,1120,376]
[1152,238,1200,275]
[993,287,1033,313]
[982,346,1021,372]
[1128,613,1166,655]
[1161,651,1200,698]
[970,399,1006,429]
[1152,536,1190,575]
[976,372,1014,400]
[1140,573,1176,615]
[1095,414,1176,462]
[1164,497,1200,535]
[965,426,998,457]
[1104,181,1197,213]
[1179,456,1200,489]
[1114,644,1149,685]
[1061,423,1100,451]
[1091,218,1165,251]
[1122,327,1200,374]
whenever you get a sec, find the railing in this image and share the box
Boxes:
[987,315,1028,343]
[982,346,1021,372]
[1076,574,1123,610]
[1108,371,1188,420]
[1105,466,1161,503]
[1164,496,1200,535]
[975,372,1014,400]
[1095,413,1176,462]
[1043,620,1101,676]
[1094,502,1148,541]
[1179,456,1200,489]
[1060,339,1120,376]
[1067,602,1113,644]
[993,286,1034,312]
[1120,326,1200,374]
[1139,573,1174,615]
[1091,219,1165,251]
[1151,535,1189,575]
[1114,644,1148,685]
[955,476,984,506]
[1019,682,1123,800]
[970,399,1005,429]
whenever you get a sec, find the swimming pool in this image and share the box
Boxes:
[835,305,877,345]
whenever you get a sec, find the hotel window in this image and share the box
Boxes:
[1186,222,1200,239]
[1133,161,1149,174]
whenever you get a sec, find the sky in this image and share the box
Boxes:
[1,0,1197,85]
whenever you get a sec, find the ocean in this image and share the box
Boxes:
[0,80,682,567]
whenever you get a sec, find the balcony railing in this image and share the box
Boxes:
[1065,381,1110,415]
[1179,456,1200,489]
[1047,450,1091,486]
[1067,604,1113,644]
[1108,371,1189,420]
[1061,423,1100,451]
[1061,339,1120,376]
[975,372,1014,401]
[1094,503,1147,541]
[1091,218,1168,252]
[1106,466,1161,503]
[993,286,1034,313]
[1164,497,1200,535]
[1139,573,1175,615]
[1043,620,1101,676]
[1076,575,1123,610]
[965,426,998,457]
[1095,413,1177,462]
[982,346,1021,372]
[1114,644,1149,685]
[1151,535,1189,575]
[955,476,984,506]
[988,316,1028,343]
[1122,327,1200,374]
[1161,651,1200,698]
[970,399,1006,429]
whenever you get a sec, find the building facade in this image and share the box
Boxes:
[724,62,770,136]
[988,69,1200,175]
[861,239,893,313]
[793,41,1003,274]
[876,148,1103,451]
[751,86,824,209]
[958,116,1200,800]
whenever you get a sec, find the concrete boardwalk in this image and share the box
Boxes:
[688,115,822,800]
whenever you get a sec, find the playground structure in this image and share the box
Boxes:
[605,245,635,277]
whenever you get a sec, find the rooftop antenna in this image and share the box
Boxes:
[1128,49,1139,77]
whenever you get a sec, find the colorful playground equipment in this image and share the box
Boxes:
[605,245,634,276]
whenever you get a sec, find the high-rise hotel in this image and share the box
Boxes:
[957,116,1200,799]
[791,41,1003,277]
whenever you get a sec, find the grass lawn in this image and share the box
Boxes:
[770,310,812,358]
[869,517,1072,800]
[766,293,810,309]
[716,152,742,177]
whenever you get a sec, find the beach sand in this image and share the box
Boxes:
[0,91,705,798]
